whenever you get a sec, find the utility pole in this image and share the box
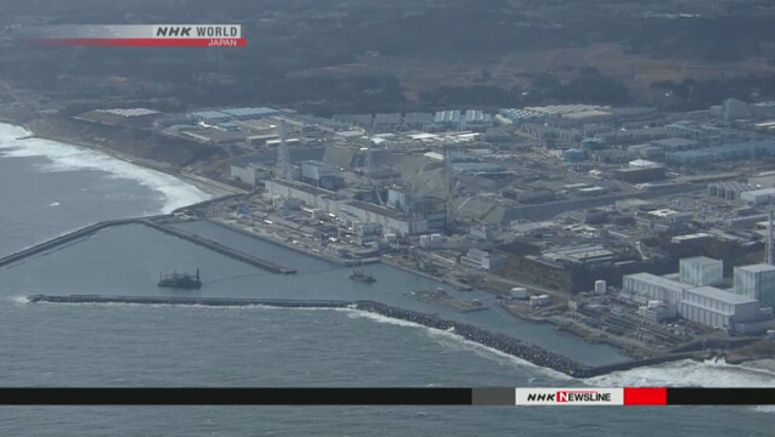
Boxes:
[277,119,291,180]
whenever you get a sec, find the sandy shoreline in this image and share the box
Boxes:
[20,127,234,199]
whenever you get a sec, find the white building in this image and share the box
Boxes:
[265,179,340,214]
[622,273,689,305]
[679,286,759,329]
[740,188,775,206]
[679,257,723,286]
[230,163,268,186]
[339,201,445,236]
[460,248,506,272]
[734,264,775,307]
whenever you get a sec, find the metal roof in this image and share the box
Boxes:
[685,286,758,305]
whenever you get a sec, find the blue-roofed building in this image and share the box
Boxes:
[220,107,279,120]
[190,110,232,124]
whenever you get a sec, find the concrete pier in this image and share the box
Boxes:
[140,219,296,274]
[0,218,137,268]
[0,217,296,275]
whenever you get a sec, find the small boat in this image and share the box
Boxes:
[349,263,376,283]
[158,269,202,290]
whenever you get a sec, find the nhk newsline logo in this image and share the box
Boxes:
[515,388,624,406]
[23,24,245,47]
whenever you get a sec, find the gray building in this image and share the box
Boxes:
[679,257,723,287]
[220,107,279,120]
[339,201,445,236]
[190,110,232,124]
[299,160,341,190]
[265,179,340,213]
[461,248,506,272]
[402,112,434,131]
[230,162,266,186]
[433,110,462,130]
[372,113,402,132]
[734,264,775,307]
[622,273,688,305]
[679,286,759,329]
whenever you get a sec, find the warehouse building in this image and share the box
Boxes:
[462,110,493,130]
[542,244,615,267]
[622,273,689,305]
[615,164,666,183]
[372,113,402,132]
[650,138,700,153]
[461,249,506,272]
[666,140,775,165]
[678,286,759,330]
[265,179,339,213]
[190,110,232,125]
[707,181,752,200]
[230,162,267,186]
[299,160,342,190]
[740,188,775,206]
[624,272,762,330]
[402,112,434,131]
[339,201,445,236]
[220,107,279,120]
[433,110,462,130]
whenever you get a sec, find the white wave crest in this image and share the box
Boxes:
[0,123,210,212]
[586,357,775,388]
[345,309,572,379]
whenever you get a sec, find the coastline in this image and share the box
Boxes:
[2,214,774,383]
[26,293,703,379]
[2,119,773,384]
[0,120,234,203]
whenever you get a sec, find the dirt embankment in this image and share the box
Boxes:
[25,116,222,168]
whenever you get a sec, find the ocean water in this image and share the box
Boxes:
[1,123,774,436]
[0,123,209,256]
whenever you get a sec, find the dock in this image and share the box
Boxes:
[405,290,488,313]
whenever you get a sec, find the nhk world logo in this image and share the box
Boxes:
[22,24,245,47]
[516,388,623,406]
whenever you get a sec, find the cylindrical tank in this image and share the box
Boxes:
[510,287,528,299]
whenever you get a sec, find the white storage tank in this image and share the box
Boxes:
[510,287,528,299]
[529,294,551,307]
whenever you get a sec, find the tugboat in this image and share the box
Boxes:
[158,269,202,290]
[349,263,376,283]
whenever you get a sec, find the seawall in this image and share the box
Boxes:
[27,294,698,378]
[0,217,296,275]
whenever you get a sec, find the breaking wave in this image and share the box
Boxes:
[0,123,210,212]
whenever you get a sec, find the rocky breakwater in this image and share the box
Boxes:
[353,301,591,377]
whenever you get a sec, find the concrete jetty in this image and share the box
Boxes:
[0,217,296,275]
[27,294,698,378]
[140,219,296,274]
[0,218,137,268]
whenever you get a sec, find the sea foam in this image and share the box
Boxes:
[0,123,210,213]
